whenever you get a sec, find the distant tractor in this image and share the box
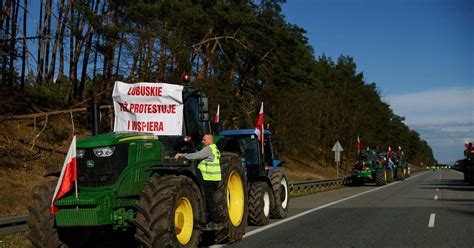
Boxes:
[219,129,289,226]
[27,84,248,247]
[392,151,409,180]
[462,143,474,185]
[351,150,392,186]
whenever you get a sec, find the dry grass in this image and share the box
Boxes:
[281,155,350,181]
[0,232,30,248]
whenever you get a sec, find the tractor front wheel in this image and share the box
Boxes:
[28,181,91,248]
[248,182,273,226]
[134,175,203,248]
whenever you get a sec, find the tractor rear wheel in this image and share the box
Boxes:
[213,152,248,244]
[28,180,91,248]
[386,169,393,183]
[396,167,404,181]
[375,168,386,186]
[134,175,203,248]
[270,168,289,219]
[469,166,474,186]
[248,182,273,226]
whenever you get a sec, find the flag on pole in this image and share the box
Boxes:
[254,102,264,141]
[387,146,393,157]
[213,104,220,124]
[356,136,361,152]
[51,136,78,214]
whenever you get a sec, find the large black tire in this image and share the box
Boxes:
[469,166,474,186]
[375,168,386,186]
[248,182,273,226]
[386,169,393,183]
[351,175,362,186]
[270,167,289,219]
[28,181,91,248]
[213,152,248,244]
[134,175,203,248]
[395,167,405,181]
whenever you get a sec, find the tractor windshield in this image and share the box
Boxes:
[235,135,260,165]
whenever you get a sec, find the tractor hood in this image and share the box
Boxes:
[77,132,158,148]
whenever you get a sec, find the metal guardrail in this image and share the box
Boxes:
[289,177,352,194]
[0,177,353,237]
[0,215,28,236]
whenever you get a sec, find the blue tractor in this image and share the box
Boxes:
[219,129,289,226]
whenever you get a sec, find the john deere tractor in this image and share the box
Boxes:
[219,129,289,226]
[27,85,248,247]
[392,151,409,181]
[351,150,391,186]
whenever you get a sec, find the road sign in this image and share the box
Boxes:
[332,141,344,162]
[332,141,344,178]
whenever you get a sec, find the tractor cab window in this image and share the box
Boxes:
[236,135,260,165]
[184,96,211,143]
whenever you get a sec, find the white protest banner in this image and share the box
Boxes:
[112,81,184,135]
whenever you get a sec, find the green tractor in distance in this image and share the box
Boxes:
[27,85,248,247]
[351,150,392,186]
[391,150,409,181]
[219,129,289,226]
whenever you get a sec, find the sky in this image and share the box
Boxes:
[281,0,473,164]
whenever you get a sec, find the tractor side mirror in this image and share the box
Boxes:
[198,96,209,113]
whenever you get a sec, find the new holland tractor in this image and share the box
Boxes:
[219,129,289,226]
[351,150,392,186]
[27,83,248,247]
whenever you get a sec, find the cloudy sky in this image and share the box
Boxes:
[282,0,473,163]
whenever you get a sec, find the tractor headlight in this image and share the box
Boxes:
[77,149,86,158]
[93,146,115,157]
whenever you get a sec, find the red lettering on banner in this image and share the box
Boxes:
[128,121,164,132]
[127,86,163,96]
[119,103,177,114]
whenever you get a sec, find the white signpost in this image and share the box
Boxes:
[332,141,344,178]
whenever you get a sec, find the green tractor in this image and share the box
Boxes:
[391,151,409,181]
[27,86,248,247]
[351,150,392,186]
[219,129,289,226]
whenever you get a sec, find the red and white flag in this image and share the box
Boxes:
[213,104,220,124]
[254,102,264,140]
[355,136,361,150]
[51,136,78,214]
[387,146,393,156]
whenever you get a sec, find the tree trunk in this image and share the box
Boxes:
[20,0,27,90]
[2,0,11,85]
[37,0,44,85]
[57,0,71,87]
[78,0,99,100]
[115,30,124,77]
[47,0,65,83]
[43,0,52,80]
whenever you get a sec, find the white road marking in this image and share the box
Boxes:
[428,213,436,227]
[434,195,438,200]
[240,172,429,239]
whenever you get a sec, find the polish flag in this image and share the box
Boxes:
[213,104,220,124]
[254,102,264,141]
[355,136,361,150]
[387,146,393,156]
[51,136,77,214]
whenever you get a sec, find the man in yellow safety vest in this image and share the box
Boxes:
[175,133,223,229]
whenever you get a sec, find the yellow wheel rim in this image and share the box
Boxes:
[175,197,193,245]
[227,171,244,227]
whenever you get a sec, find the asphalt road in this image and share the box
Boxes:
[225,170,474,248]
